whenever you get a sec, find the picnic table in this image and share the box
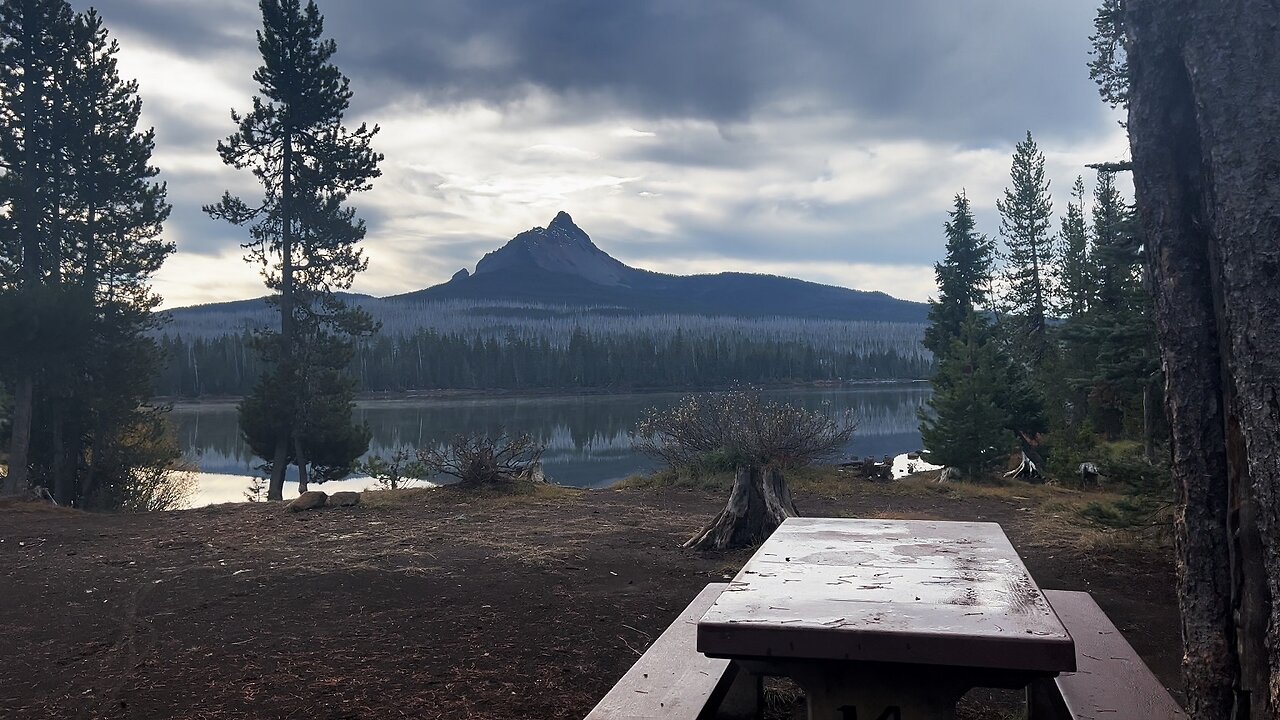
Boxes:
[697,517,1076,720]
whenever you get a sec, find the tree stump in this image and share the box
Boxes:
[684,464,797,551]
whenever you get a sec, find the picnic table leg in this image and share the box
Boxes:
[740,661,970,720]
[712,662,763,719]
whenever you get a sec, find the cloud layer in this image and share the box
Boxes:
[86,0,1128,308]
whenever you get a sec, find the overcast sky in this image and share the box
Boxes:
[84,0,1128,309]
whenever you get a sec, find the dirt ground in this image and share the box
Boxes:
[0,475,1181,720]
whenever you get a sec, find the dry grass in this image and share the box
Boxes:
[614,468,733,491]
[762,677,805,719]
[356,486,439,507]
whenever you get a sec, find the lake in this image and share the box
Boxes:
[172,384,932,505]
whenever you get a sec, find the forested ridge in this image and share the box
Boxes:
[155,299,932,396]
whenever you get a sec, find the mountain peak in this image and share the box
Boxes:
[549,210,576,229]
[471,212,636,287]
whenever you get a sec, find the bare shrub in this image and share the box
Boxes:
[418,431,546,487]
[632,389,857,471]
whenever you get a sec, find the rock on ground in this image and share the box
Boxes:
[328,491,361,507]
[287,491,328,512]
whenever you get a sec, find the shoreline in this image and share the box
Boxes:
[161,379,932,410]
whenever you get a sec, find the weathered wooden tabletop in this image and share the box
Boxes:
[697,517,1076,674]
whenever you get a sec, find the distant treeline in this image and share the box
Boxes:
[156,328,932,397]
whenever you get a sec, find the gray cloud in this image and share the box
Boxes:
[77,0,1122,307]
[91,1,1110,144]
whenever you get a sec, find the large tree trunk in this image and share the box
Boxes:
[1127,2,1280,718]
[259,132,297,505]
[294,435,309,494]
[50,410,73,506]
[267,438,288,501]
[1142,376,1159,465]
[78,425,103,503]
[4,374,35,495]
[685,465,796,551]
[6,13,44,498]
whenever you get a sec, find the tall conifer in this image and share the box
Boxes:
[1,1,173,501]
[920,317,1012,478]
[996,131,1055,367]
[0,0,78,494]
[1056,176,1093,320]
[923,193,994,357]
[206,0,382,500]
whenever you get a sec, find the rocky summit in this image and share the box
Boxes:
[415,211,928,322]
[472,211,637,287]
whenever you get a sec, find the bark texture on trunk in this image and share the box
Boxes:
[266,131,298,503]
[1127,2,1280,717]
[268,438,288,502]
[6,16,43,498]
[294,435,309,494]
[50,409,73,506]
[1142,378,1159,465]
[685,465,797,551]
[4,374,35,495]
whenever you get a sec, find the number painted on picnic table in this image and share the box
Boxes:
[837,705,902,720]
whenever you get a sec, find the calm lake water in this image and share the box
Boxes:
[172,385,931,505]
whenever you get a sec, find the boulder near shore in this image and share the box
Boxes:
[286,491,328,512]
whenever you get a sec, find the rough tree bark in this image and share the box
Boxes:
[267,129,297,503]
[295,436,309,494]
[4,8,45,498]
[4,376,34,494]
[268,439,288,502]
[1127,2,1280,718]
[684,465,797,551]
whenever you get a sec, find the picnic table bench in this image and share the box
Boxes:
[584,583,758,720]
[1030,589,1186,719]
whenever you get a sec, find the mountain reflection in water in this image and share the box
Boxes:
[172,386,931,501]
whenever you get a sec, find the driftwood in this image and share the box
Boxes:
[22,485,58,505]
[1079,462,1104,487]
[1004,452,1042,482]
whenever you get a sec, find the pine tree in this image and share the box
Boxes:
[996,131,1055,367]
[206,0,382,500]
[1,2,173,502]
[923,192,995,357]
[1056,176,1093,320]
[0,0,78,494]
[60,9,174,505]
[1084,170,1156,440]
[1088,0,1128,111]
[1049,176,1096,432]
[1090,170,1135,312]
[920,318,1013,479]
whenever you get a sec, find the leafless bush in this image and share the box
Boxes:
[633,389,856,470]
[418,431,546,487]
[119,461,198,512]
